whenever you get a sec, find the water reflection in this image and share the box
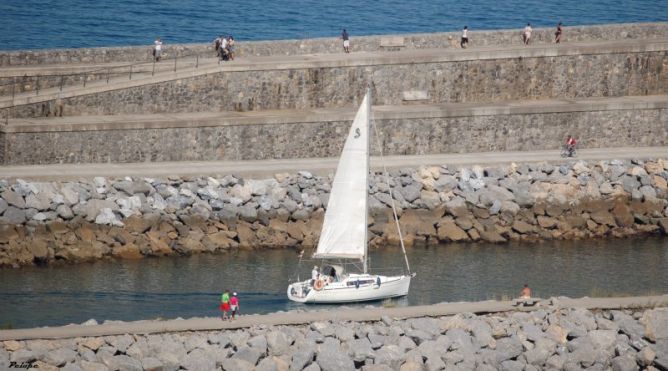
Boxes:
[0,237,666,328]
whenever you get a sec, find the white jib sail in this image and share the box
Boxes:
[313,93,369,261]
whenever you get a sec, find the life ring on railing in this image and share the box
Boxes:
[314,279,325,291]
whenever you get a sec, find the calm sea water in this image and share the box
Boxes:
[0,0,666,51]
[0,237,666,329]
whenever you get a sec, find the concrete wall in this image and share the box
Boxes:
[8,47,668,119]
[2,98,666,165]
[1,22,667,67]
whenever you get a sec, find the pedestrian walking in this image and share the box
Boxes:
[230,292,240,319]
[341,29,350,53]
[220,289,231,320]
[523,23,532,45]
[153,37,163,62]
[555,22,563,43]
[227,36,236,60]
[460,26,469,48]
[219,36,229,61]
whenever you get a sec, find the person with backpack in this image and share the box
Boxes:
[220,289,231,320]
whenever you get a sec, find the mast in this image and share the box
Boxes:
[363,85,371,274]
[369,88,412,275]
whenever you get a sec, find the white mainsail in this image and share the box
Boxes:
[313,93,370,261]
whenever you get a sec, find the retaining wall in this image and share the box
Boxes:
[1,97,666,165]
[7,46,668,119]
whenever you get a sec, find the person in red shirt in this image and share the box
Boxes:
[565,135,577,157]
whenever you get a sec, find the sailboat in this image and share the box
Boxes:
[287,88,414,304]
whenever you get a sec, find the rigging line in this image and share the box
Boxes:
[369,84,411,275]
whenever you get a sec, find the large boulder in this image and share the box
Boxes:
[222,358,255,371]
[373,345,403,369]
[230,184,253,203]
[478,185,515,206]
[59,183,81,205]
[112,180,153,196]
[232,346,263,366]
[2,190,25,208]
[348,338,375,363]
[25,192,52,211]
[316,345,354,371]
[1,207,26,224]
[84,199,118,221]
[398,183,422,203]
[495,337,523,363]
[641,308,668,342]
[95,208,124,227]
[436,219,468,241]
[290,344,316,371]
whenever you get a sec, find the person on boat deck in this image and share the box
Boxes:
[311,265,319,286]
[329,267,337,282]
[520,284,532,299]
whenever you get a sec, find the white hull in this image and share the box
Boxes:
[287,273,412,304]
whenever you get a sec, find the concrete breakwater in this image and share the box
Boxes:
[1,303,667,370]
[1,22,667,67]
[1,158,668,267]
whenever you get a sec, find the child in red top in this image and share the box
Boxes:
[230,292,240,319]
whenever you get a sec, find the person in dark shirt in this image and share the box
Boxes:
[555,22,563,43]
[341,29,350,53]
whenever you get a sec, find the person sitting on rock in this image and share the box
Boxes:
[520,284,532,299]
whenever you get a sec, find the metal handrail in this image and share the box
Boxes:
[0,49,209,84]
[1,47,217,123]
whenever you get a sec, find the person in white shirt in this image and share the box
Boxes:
[311,266,319,286]
[523,23,532,45]
[460,26,469,48]
[153,37,163,61]
[220,36,229,61]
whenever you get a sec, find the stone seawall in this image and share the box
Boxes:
[8,46,667,119]
[1,305,667,370]
[1,22,667,67]
[2,98,667,165]
[1,159,667,268]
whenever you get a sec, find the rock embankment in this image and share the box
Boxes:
[1,158,668,267]
[2,306,667,370]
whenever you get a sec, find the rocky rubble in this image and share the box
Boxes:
[1,306,667,370]
[1,158,668,267]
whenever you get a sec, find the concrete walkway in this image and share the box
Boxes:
[4,94,667,133]
[1,295,666,341]
[1,147,667,181]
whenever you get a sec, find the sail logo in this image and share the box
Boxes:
[354,128,361,138]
